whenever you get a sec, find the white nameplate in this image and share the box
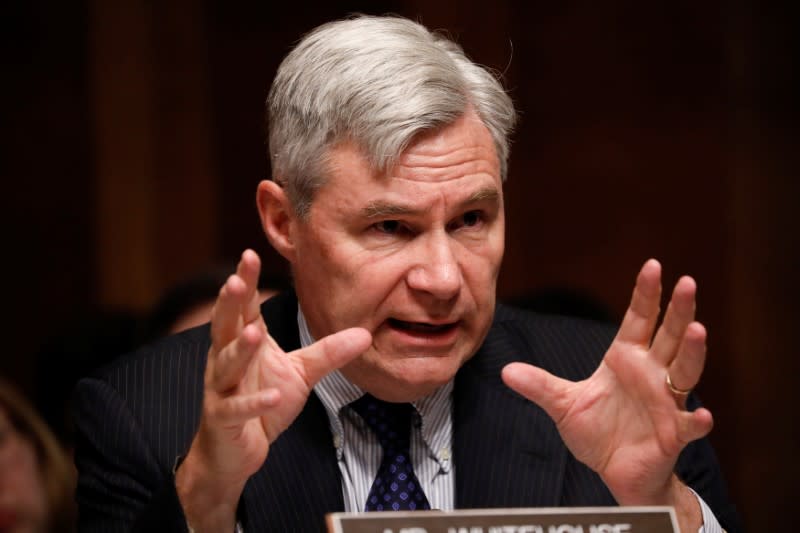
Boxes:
[327,506,678,533]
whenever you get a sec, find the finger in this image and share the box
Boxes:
[237,249,263,325]
[212,322,264,392]
[295,328,372,387]
[615,259,662,346]
[210,250,261,350]
[676,407,713,445]
[210,273,247,351]
[667,321,707,401]
[650,276,697,366]
[207,388,281,426]
[501,362,574,425]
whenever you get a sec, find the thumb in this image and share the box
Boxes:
[296,327,372,386]
[501,362,573,423]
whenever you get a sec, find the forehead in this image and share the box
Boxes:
[394,113,499,182]
[318,114,502,210]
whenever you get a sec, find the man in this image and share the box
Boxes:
[73,15,741,533]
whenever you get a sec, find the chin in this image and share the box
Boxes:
[350,347,471,402]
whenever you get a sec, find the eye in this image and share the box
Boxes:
[449,210,484,231]
[462,210,482,227]
[372,220,402,234]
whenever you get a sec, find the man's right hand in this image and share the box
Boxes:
[175,249,371,532]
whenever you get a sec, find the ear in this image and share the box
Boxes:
[257,180,297,262]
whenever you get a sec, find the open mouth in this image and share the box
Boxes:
[387,318,458,334]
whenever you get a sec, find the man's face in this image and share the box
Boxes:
[291,112,505,401]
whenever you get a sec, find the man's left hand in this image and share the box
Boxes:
[502,259,713,530]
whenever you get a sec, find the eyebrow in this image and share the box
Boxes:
[360,186,500,219]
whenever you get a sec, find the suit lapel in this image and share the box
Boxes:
[454,315,568,508]
[240,292,345,531]
[260,291,303,352]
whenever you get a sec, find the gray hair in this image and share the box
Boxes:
[267,14,517,218]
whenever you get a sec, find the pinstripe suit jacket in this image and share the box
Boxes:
[73,291,740,532]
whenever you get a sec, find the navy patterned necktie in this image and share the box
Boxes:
[350,393,431,512]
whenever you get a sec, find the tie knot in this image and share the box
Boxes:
[350,394,414,451]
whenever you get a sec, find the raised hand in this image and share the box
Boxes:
[501,259,713,529]
[176,250,371,532]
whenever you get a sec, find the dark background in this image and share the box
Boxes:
[3,1,797,529]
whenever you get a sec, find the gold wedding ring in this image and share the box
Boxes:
[665,372,692,396]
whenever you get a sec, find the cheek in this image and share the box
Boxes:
[303,225,369,276]
[300,240,408,324]
[341,254,410,304]
[462,239,504,284]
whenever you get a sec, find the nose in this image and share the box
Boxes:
[406,232,462,301]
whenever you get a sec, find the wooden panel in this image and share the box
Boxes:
[90,0,158,310]
[90,0,217,310]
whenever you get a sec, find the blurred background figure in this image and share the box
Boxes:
[0,379,76,533]
[31,263,290,454]
[142,263,291,340]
